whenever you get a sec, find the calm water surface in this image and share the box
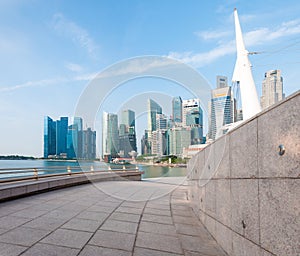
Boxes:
[0,160,187,179]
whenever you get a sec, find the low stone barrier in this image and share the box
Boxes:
[0,171,142,202]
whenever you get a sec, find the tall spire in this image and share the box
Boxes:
[232,8,261,121]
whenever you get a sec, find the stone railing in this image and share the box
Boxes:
[187,90,299,256]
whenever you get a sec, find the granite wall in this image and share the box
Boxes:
[187,91,300,256]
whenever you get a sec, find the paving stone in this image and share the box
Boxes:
[22,216,66,231]
[43,209,78,220]
[62,218,103,232]
[87,205,117,213]
[116,206,143,215]
[172,209,194,217]
[78,245,131,256]
[0,242,27,256]
[134,247,183,256]
[11,209,47,219]
[179,234,225,256]
[100,219,138,234]
[20,243,79,256]
[136,231,183,254]
[146,202,170,210]
[0,228,8,235]
[144,207,171,216]
[89,229,135,251]
[142,214,173,225]
[139,221,177,236]
[0,216,31,230]
[41,229,93,249]
[76,211,109,221]
[120,201,145,209]
[175,223,210,237]
[109,212,141,223]
[0,227,50,246]
[173,215,199,225]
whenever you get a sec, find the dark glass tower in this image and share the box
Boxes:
[44,116,56,158]
[56,117,68,156]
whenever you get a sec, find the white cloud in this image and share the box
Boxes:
[65,62,83,72]
[195,30,231,41]
[0,78,67,93]
[52,13,98,58]
[168,19,300,68]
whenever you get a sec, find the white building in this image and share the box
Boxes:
[260,70,284,109]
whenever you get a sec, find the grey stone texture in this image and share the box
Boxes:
[188,91,300,256]
[0,178,231,255]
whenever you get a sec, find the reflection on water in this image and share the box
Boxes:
[0,160,187,179]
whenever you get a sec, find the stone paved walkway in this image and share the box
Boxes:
[0,177,227,256]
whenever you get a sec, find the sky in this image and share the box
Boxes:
[0,0,300,157]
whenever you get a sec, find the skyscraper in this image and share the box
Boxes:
[82,128,96,159]
[168,127,191,156]
[147,99,162,132]
[216,76,228,89]
[172,96,182,123]
[44,116,56,158]
[260,70,284,109]
[55,117,68,156]
[102,112,119,157]
[182,99,203,145]
[209,86,233,140]
[122,109,135,129]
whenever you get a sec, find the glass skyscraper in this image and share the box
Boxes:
[172,96,182,123]
[102,112,119,158]
[44,116,56,158]
[55,117,68,156]
[147,99,162,132]
[209,86,233,140]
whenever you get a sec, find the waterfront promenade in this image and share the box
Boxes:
[0,177,226,256]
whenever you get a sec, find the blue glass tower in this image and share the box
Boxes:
[56,117,68,156]
[44,116,56,158]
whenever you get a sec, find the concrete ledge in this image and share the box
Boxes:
[0,171,142,202]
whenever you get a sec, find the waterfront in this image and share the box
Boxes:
[0,160,187,180]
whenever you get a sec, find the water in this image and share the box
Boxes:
[0,160,187,180]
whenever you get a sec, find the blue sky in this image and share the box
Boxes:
[0,0,300,157]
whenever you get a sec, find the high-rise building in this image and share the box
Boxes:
[82,128,96,159]
[182,99,203,144]
[168,127,191,156]
[122,109,135,129]
[147,99,162,132]
[102,112,119,158]
[67,124,77,159]
[141,130,151,155]
[151,129,167,156]
[172,96,182,123]
[44,116,56,158]
[216,75,228,89]
[156,113,167,130]
[209,86,233,140]
[119,109,137,157]
[55,117,68,157]
[260,70,284,109]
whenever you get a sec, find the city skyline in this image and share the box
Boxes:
[1,1,300,156]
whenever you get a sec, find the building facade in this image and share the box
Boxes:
[260,70,284,109]
[102,112,119,158]
[147,99,162,133]
[172,96,182,123]
[209,83,233,140]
